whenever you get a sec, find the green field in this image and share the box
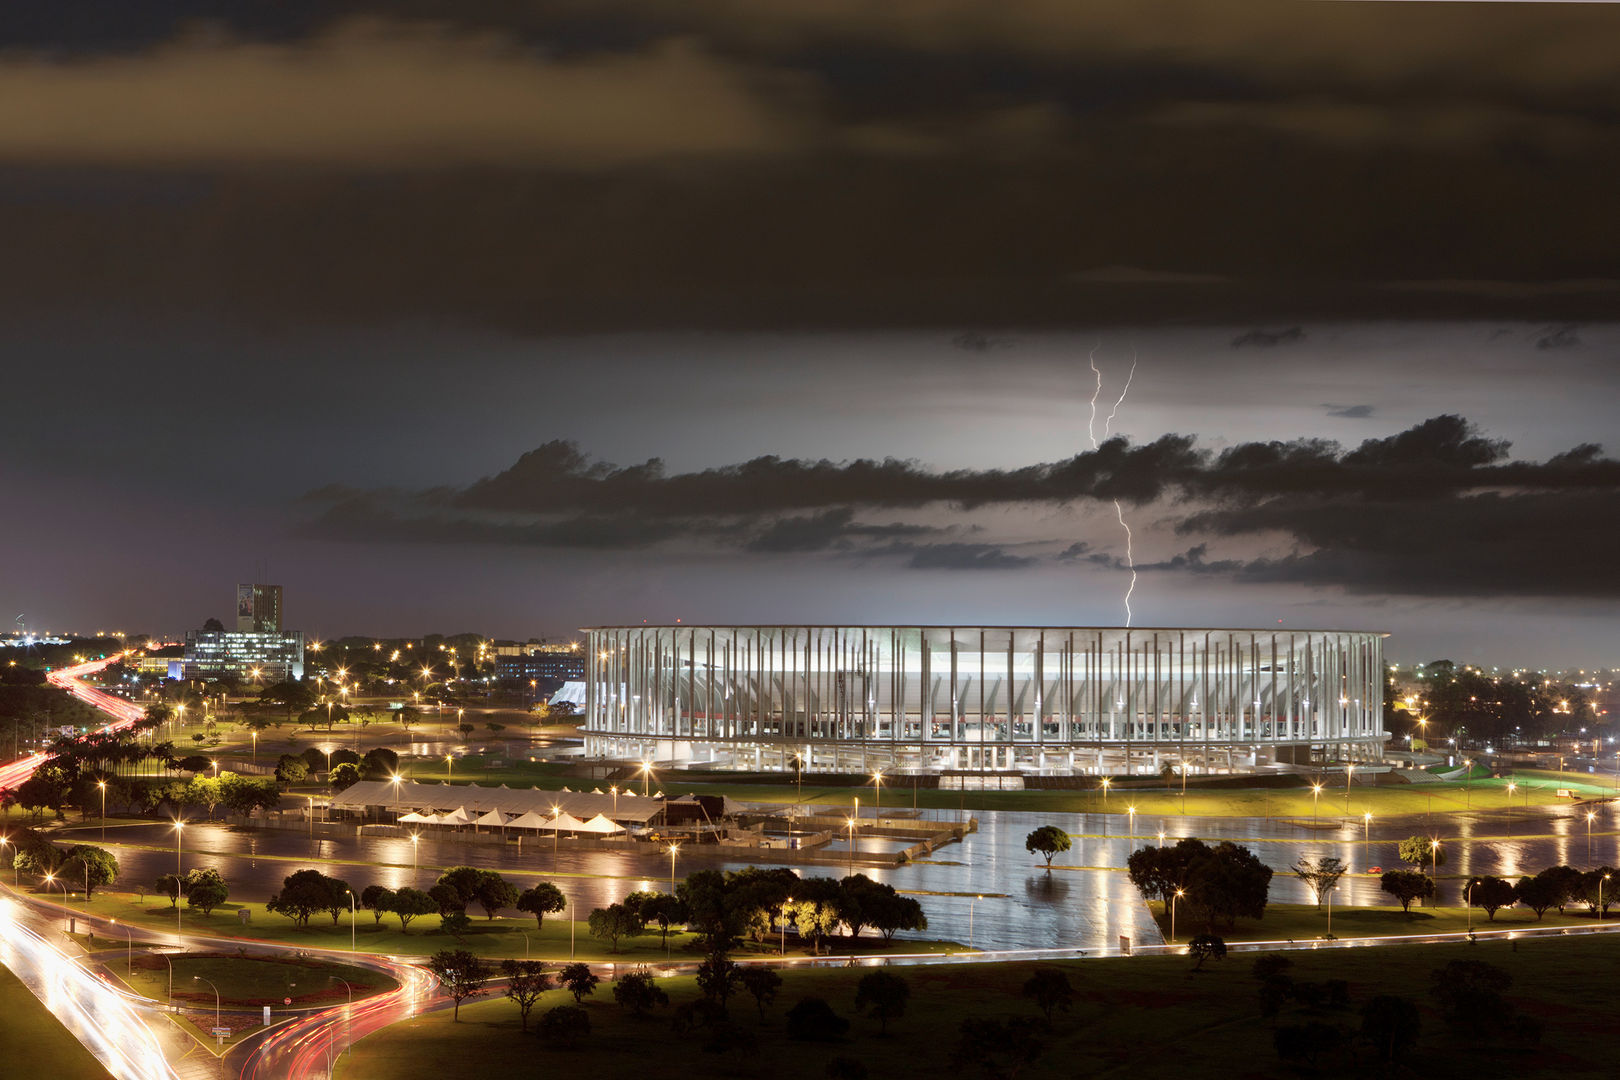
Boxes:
[113,952,395,1007]
[50,890,963,962]
[0,964,113,1080]
[337,931,1620,1080]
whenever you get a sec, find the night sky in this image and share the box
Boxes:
[4,2,1618,666]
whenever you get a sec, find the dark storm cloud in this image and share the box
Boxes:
[3,4,1620,331]
[301,416,1620,594]
[1231,327,1306,349]
[1322,403,1374,419]
[1536,325,1581,350]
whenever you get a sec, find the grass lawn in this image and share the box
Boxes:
[337,932,1620,1080]
[380,761,1619,823]
[0,964,113,1080]
[57,890,961,962]
[110,951,395,1007]
[1149,901,1607,944]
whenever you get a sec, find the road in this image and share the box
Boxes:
[0,655,144,791]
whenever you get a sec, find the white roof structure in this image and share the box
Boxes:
[330,779,668,824]
[578,813,626,835]
[506,810,552,831]
[474,809,509,827]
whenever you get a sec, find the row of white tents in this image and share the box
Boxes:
[395,806,625,834]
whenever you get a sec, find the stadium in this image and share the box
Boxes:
[580,625,1387,779]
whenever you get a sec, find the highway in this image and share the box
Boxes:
[0,654,144,792]
[0,893,178,1080]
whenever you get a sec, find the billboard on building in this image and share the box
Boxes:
[237,584,255,620]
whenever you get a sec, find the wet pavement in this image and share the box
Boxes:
[79,796,1620,953]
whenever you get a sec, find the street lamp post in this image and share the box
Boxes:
[666,843,680,893]
[847,817,857,876]
[0,836,14,886]
[347,890,356,952]
[1588,810,1597,862]
[1430,839,1441,894]
[551,805,562,855]
[1327,886,1336,937]
[1344,763,1354,816]
[1311,782,1323,829]
[1127,805,1137,844]
[97,780,107,844]
[1601,872,1612,921]
[641,761,654,798]
[409,833,419,877]
[1363,812,1372,858]
[1171,888,1185,944]
[329,977,353,1055]
[111,918,133,978]
[871,771,883,818]
[193,975,221,1031]
[781,898,791,955]
[173,820,185,935]
[1506,781,1517,838]
[43,872,69,930]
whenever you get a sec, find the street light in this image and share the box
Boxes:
[1429,838,1441,885]
[173,820,185,934]
[1170,888,1185,944]
[329,977,353,1055]
[0,835,14,886]
[110,918,133,978]
[1363,811,1372,858]
[1506,781,1517,837]
[846,817,858,876]
[43,872,69,930]
[1588,810,1597,862]
[666,843,681,893]
[1127,805,1137,844]
[1344,763,1355,815]
[409,832,420,877]
[1601,872,1612,921]
[1311,782,1323,829]
[640,760,654,798]
[97,780,107,844]
[551,804,562,854]
[781,897,791,955]
[1327,886,1337,937]
[193,975,221,1031]
[347,889,356,952]
[871,771,884,817]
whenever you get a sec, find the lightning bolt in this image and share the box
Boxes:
[1084,346,1140,627]
[1086,341,1103,450]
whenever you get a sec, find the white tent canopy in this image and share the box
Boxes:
[474,808,509,828]
[578,813,626,835]
[329,779,669,824]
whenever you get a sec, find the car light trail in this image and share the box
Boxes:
[0,654,142,789]
[242,961,435,1080]
[0,897,178,1080]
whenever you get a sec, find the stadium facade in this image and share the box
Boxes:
[581,625,1388,777]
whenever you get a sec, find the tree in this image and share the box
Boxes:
[1291,856,1348,910]
[473,874,520,920]
[854,971,909,1035]
[267,868,345,928]
[1188,843,1271,930]
[1360,995,1421,1066]
[1126,838,1203,904]
[557,962,598,1003]
[428,883,464,917]
[440,910,473,939]
[500,959,551,1031]
[1514,868,1571,920]
[612,970,669,1016]
[1399,835,1445,874]
[1380,869,1436,914]
[1021,968,1074,1025]
[740,967,782,1018]
[786,997,850,1042]
[182,867,228,914]
[260,681,314,722]
[388,887,436,932]
[360,884,395,925]
[1188,934,1226,971]
[328,762,362,790]
[1466,875,1518,921]
[516,882,568,930]
[1572,867,1620,917]
[537,1004,590,1050]
[61,845,118,899]
[696,954,745,1012]
[274,755,309,785]
[631,892,686,946]
[1540,864,1584,913]
[426,949,486,1020]
[951,1017,1044,1079]
[155,873,182,908]
[588,903,644,953]
[360,747,400,780]
[1023,826,1072,869]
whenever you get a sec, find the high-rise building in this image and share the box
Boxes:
[236,583,284,632]
[186,583,303,682]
